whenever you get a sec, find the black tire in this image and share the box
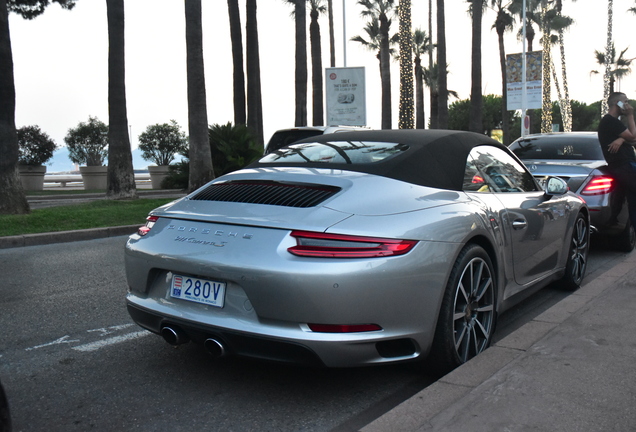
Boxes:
[0,380,10,432]
[615,220,636,253]
[561,212,590,291]
[429,244,496,374]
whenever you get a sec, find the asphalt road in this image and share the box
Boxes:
[0,236,627,431]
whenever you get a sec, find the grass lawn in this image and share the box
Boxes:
[0,198,176,237]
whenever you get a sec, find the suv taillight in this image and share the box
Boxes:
[581,176,613,195]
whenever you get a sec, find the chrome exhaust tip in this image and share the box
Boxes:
[161,326,189,346]
[204,338,226,358]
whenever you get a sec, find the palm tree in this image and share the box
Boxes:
[294,0,308,126]
[603,0,614,114]
[309,0,327,126]
[591,44,633,94]
[106,0,137,200]
[1,0,76,215]
[398,0,414,129]
[553,0,577,132]
[413,28,433,129]
[185,0,214,191]
[491,0,514,144]
[352,17,398,129]
[358,0,396,129]
[327,0,336,67]
[468,0,486,134]
[246,0,264,147]
[428,0,436,128]
[227,0,246,125]
[436,0,448,128]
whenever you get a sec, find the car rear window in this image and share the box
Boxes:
[510,136,604,160]
[265,130,324,153]
[258,141,408,164]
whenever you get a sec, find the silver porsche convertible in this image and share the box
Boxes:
[125,130,589,372]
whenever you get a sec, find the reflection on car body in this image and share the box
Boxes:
[126,130,589,373]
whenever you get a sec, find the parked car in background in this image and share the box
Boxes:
[509,132,635,252]
[126,130,589,373]
[264,125,368,154]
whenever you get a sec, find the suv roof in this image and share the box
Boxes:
[264,126,369,154]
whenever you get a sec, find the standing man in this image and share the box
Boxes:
[598,92,636,229]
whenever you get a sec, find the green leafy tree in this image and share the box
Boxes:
[138,120,188,166]
[1,0,76,215]
[448,95,519,137]
[209,122,261,176]
[17,125,58,166]
[64,116,109,167]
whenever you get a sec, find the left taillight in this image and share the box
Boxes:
[138,215,159,236]
[581,176,614,195]
[288,230,417,258]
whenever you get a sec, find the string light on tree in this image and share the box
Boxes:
[398,0,414,129]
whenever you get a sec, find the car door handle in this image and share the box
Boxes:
[512,219,527,230]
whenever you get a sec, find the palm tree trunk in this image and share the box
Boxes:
[496,27,510,144]
[106,0,137,200]
[469,0,483,134]
[428,0,437,129]
[185,0,214,191]
[246,0,264,147]
[379,11,392,129]
[436,0,448,128]
[328,0,336,67]
[540,1,552,133]
[398,0,414,129]
[0,0,29,214]
[558,30,571,132]
[415,57,425,129]
[227,0,246,125]
[310,7,324,126]
[295,0,308,126]
[603,0,613,114]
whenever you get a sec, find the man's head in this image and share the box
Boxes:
[608,92,628,114]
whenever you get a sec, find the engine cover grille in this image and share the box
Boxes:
[190,180,341,208]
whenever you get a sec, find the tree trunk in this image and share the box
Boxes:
[246,0,264,147]
[428,0,437,129]
[294,0,307,126]
[227,0,246,125]
[379,11,392,129]
[185,0,214,191]
[398,0,414,129]
[436,0,448,128]
[497,28,510,144]
[0,0,29,214]
[106,0,137,200]
[469,0,483,134]
[327,0,336,67]
[310,7,323,126]
[415,57,425,129]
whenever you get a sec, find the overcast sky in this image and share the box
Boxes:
[8,0,636,154]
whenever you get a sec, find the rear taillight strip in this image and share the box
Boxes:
[581,176,613,195]
[288,230,417,258]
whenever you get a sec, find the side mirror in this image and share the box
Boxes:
[544,176,568,196]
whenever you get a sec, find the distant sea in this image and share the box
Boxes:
[45,147,155,173]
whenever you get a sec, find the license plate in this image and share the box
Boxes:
[170,274,226,308]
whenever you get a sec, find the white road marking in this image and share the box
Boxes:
[25,335,80,351]
[87,324,135,336]
[72,330,151,352]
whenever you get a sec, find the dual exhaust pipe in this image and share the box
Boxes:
[160,326,227,358]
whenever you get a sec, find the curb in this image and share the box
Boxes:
[0,225,139,249]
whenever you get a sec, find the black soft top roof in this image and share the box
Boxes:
[248,129,507,191]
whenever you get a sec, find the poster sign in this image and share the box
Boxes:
[506,51,542,110]
[325,67,366,126]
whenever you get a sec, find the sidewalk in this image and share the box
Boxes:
[362,251,636,432]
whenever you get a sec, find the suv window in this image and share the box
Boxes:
[509,136,604,160]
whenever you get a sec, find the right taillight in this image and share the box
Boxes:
[581,176,614,195]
